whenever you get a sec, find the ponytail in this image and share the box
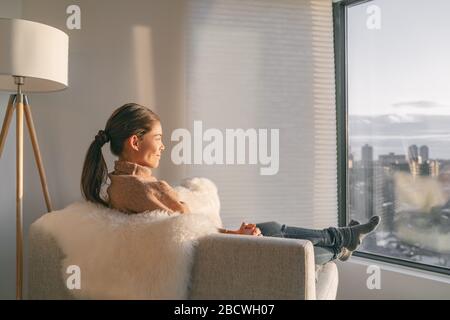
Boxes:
[80,130,110,207]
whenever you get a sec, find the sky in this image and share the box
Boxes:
[348,0,450,116]
[347,0,450,160]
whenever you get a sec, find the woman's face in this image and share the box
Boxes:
[122,121,165,168]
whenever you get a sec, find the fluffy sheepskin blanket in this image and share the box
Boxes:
[31,177,222,299]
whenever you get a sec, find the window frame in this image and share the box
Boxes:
[333,0,450,276]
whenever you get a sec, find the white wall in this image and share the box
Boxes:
[19,0,187,212]
[336,258,450,299]
[0,0,23,300]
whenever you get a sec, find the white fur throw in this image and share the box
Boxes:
[31,177,222,299]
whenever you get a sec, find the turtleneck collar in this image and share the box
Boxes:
[112,160,154,180]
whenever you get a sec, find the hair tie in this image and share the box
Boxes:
[95,130,110,145]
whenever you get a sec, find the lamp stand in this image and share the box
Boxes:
[0,78,53,300]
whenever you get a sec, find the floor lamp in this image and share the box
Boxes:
[0,18,68,299]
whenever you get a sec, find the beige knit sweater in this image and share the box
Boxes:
[106,160,190,214]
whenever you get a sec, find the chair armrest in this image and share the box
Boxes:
[188,233,317,299]
[28,225,74,299]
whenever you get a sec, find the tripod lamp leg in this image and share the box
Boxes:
[16,99,23,300]
[0,95,16,158]
[23,97,53,213]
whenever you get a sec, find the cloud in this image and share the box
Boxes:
[386,114,419,123]
[392,100,449,109]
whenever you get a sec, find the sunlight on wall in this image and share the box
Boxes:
[132,25,155,110]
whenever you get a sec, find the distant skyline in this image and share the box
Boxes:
[350,142,439,163]
[350,137,450,162]
[349,114,450,160]
[348,0,450,116]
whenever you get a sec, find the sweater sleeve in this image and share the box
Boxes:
[107,175,191,214]
[143,180,191,214]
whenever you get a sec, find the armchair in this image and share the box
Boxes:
[28,224,338,300]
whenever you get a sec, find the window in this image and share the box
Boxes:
[185,0,338,229]
[335,0,450,274]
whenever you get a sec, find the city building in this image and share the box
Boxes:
[419,145,429,163]
[408,144,419,162]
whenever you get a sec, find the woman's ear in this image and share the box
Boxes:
[127,135,140,151]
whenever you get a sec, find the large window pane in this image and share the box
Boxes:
[347,0,450,270]
[185,0,338,229]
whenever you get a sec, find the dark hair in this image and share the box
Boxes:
[80,103,160,207]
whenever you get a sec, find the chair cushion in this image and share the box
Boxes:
[315,262,339,300]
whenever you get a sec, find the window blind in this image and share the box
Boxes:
[184,0,337,229]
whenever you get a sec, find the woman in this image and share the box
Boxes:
[81,103,380,265]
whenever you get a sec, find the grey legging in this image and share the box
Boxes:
[255,221,346,265]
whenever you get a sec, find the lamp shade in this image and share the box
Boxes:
[0,18,68,92]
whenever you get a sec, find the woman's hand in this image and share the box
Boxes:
[236,222,262,236]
